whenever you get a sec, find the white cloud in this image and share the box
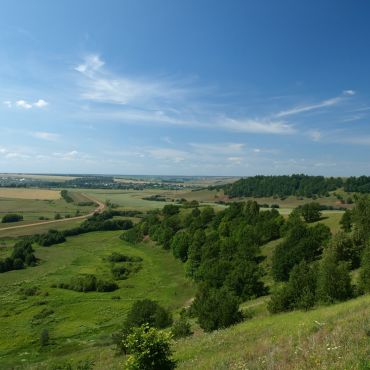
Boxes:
[5,99,49,109]
[75,54,189,106]
[16,100,32,109]
[31,131,59,141]
[343,90,356,96]
[221,117,295,134]
[275,97,342,118]
[75,54,105,76]
[34,99,48,108]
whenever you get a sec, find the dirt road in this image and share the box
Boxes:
[0,194,106,233]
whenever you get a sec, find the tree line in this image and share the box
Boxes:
[217,174,370,198]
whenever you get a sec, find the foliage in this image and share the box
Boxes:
[0,240,36,273]
[38,229,66,246]
[272,218,331,281]
[171,316,193,339]
[40,329,49,346]
[192,286,242,332]
[61,189,74,203]
[1,213,23,223]
[114,299,173,354]
[56,274,118,292]
[268,261,317,313]
[340,209,352,232]
[123,324,175,370]
[299,202,322,222]
[317,250,353,304]
[221,174,343,198]
[359,242,370,293]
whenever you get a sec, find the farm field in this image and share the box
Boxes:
[0,231,195,368]
[0,188,61,200]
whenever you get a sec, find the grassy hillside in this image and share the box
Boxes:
[173,294,370,370]
[0,231,194,368]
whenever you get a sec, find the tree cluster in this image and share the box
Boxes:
[122,201,284,331]
[221,174,343,198]
[0,240,36,273]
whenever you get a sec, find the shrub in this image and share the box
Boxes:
[192,286,242,332]
[300,202,322,222]
[124,324,175,370]
[57,274,118,293]
[113,299,172,354]
[317,251,353,304]
[40,329,49,346]
[1,213,23,223]
[359,242,370,293]
[171,316,193,339]
[268,260,317,313]
[38,230,65,247]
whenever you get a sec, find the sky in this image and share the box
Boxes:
[1,0,370,176]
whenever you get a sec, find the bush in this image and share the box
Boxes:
[57,274,118,293]
[40,329,49,346]
[359,242,370,293]
[268,260,317,313]
[192,286,242,332]
[171,316,193,339]
[124,324,175,370]
[113,299,172,354]
[317,250,353,304]
[300,202,322,222]
[1,213,23,223]
[38,230,66,247]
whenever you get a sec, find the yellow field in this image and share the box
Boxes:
[0,188,60,200]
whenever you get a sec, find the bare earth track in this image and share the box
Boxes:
[0,194,105,233]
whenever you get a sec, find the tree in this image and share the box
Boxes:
[326,232,361,269]
[124,324,175,370]
[170,231,190,262]
[317,250,352,304]
[340,209,352,232]
[359,242,370,293]
[268,260,317,313]
[300,202,322,223]
[192,286,242,332]
[1,213,23,223]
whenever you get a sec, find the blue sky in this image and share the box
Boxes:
[1,0,370,176]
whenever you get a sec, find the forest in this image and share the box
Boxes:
[218,174,370,197]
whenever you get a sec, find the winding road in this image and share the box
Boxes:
[0,193,106,233]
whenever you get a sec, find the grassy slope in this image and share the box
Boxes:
[174,295,370,370]
[0,231,195,368]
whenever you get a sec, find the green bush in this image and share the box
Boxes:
[124,324,175,370]
[171,316,193,339]
[1,213,23,223]
[192,286,242,332]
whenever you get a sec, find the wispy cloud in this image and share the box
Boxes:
[75,54,190,107]
[220,117,295,134]
[275,97,342,118]
[31,131,60,141]
[147,148,189,163]
[343,90,356,96]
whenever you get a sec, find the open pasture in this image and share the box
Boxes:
[0,231,194,368]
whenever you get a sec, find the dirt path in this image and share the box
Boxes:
[0,193,106,233]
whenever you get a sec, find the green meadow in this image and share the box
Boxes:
[0,231,195,368]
